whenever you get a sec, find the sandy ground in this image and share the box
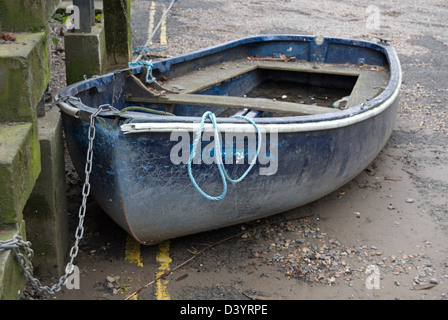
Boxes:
[30,0,447,301]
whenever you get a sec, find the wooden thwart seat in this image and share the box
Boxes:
[125,58,390,116]
[346,70,389,108]
[158,59,364,94]
[162,62,258,94]
[127,93,332,115]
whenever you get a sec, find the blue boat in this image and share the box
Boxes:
[56,35,401,245]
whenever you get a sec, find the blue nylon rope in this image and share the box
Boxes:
[188,111,262,201]
[133,46,166,55]
[128,61,156,84]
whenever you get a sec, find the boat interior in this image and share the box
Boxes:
[124,57,390,120]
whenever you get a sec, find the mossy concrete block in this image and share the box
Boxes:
[0,0,61,32]
[0,122,41,225]
[0,32,50,123]
[23,110,68,277]
[64,22,106,85]
[0,221,27,300]
[104,0,131,69]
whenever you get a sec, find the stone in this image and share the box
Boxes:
[0,0,60,32]
[103,0,132,68]
[64,22,106,84]
[23,110,68,277]
[0,122,41,225]
[0,221,28,300]
[429,278,438,284]
[0,32,50,122]
[0,0,55,300]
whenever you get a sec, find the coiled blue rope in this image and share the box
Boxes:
[128,61,156,84]
[188,111,262,201]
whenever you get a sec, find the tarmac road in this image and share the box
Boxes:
[36,0,448,302]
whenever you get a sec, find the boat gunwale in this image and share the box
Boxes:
[56,35,401,132]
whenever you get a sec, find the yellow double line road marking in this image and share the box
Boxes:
[146,1,172,300]
[124,235,143,300]
[125,236,172,300]
[155,240,172,300]
[160,3,167,45]
[148,1,156,45]
[125,235,143,267]
[125,1,171,300]
[147,1,168,46]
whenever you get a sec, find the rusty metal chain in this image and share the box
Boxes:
[0,105,107,296]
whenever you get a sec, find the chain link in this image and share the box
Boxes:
[0,106,106,296]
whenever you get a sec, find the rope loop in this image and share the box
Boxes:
[187,112,262,201]
[128,61,156,84]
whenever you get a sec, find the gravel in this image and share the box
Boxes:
[245,216,439,289]
[133,0,448,135]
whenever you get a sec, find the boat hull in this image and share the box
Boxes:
[62,100,398,245]
[59,35,401,245]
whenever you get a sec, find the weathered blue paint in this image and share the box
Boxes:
[58,35,401,245]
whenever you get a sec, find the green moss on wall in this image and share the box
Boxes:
[0,122,41,225]
[0,32,49,122]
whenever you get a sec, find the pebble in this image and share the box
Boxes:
[253,217,438,288]
[406,198,414,203]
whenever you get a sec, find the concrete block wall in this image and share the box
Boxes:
[64,21,106,84]
[0,123,41,225]
[0,223,27,299]
[0,0,68,300]
[23,111,69,278]
[103,0,132,69]
[0,0,60,32]
[63,0,109,84]
[1,0,134,299]
[63,0,132,82]
[0,32,50,123]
